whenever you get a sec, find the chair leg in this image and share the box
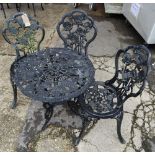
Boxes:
[116,112,125,144]
[10,79,17,109]
[1,3,6,18]
[32,4,36,17]
[15,3,20,12]
[7,3,10,9]
[27,3,30,9]
[74,118,90,146]
[41,3,44,10]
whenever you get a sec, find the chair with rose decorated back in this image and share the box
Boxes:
[56,9,97,55]
[69,45,152,146]
[2,12,45,108]
[2,12,45,59]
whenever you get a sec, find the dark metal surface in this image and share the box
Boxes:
[57,9,97,55]
[82,45,152,118]
[106,45,152,102]
[79,81,120,117]
[42,102,54,130]
[2,12,45,59]
[72,45,152,145]
[12,48,95,104]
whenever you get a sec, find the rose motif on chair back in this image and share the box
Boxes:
[110,45,151,102]
[57,10,97,55]
[2,12,45,58]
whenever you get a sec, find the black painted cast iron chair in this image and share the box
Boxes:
[69,45,152,145]
[2,12,45,108]
[57,9,97,55]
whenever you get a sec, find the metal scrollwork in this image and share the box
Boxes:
[70,45,151,145]
[75,45,151,118]
[57,9,97,55]
[2,12,45,58]
[108,45,152,102]
[80,81,119,116]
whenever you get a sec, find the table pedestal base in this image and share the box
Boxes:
[68,100,98,145]
[42,102,54,130]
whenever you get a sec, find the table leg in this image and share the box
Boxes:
[42,102,54,130]
[67,100,81,115]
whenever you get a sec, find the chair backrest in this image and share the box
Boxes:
[106,45,152,103]
[56,9,97,55]
[2,12,45,59]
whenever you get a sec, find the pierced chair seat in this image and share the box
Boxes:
[78,81,122,119]
[69,81,124,145]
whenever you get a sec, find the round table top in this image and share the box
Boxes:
[12,48,95,103]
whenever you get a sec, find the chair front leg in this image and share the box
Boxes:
[116,111,125,144]
[10,79,17,109]
[74,117,90,146]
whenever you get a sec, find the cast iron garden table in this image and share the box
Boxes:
[12,47,95,129]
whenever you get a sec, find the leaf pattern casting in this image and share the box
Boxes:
[57,9,97,55]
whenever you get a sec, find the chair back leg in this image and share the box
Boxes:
[116,111,126,144]
[1,3,6,18]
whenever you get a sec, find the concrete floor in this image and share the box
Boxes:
[0,3,155,152]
